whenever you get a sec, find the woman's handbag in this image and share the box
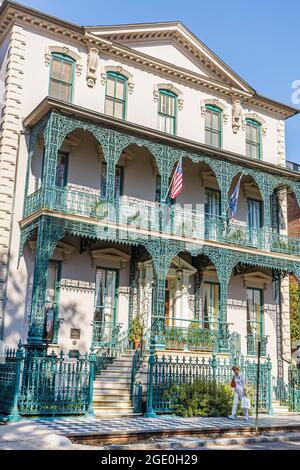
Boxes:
[241,397,251,409]
[231,378,236,388]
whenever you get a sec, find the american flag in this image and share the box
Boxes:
[169,158,183,200]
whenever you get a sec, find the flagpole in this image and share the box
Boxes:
[223,172,244,217]
[163,157,181,203]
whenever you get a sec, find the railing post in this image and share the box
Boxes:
[7,340,23,422]
[212,352,217,383]
[267,355,274,415]
[145,344,157,418]
[87,347,96,417]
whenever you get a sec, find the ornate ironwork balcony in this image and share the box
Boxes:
[164,319,227,352]
[246,334,268,356]
[23,186,300,256]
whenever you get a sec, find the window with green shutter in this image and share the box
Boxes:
[205,105,222,148]
[104,72,127,120]
[157,89,177,135]
[246,119,261,159]
[49,53,75,103]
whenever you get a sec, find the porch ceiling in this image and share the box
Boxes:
[23,97,300,183]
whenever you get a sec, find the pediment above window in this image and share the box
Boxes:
[200,99,228,124]
[90,247,130,268]
[29,240,75,261]
[45,46,83,76]
[242,271,272,289]
[101,65,135,93]
[153,83,184,110]
[243,113,267,135]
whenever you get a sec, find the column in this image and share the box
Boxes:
[42,112,61,210]
[181,273,190,327]
[27,217,64,346]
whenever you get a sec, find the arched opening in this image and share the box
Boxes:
[227,173,264,249]
[271,184,300,255]
[158,252,221,352]
[167,159,222,241]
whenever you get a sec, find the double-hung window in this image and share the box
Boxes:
[205,105,222,148]
[49,53,75,102]
[203,282,220,330]
[247,288,263,338]
[246,119,261,159]
[104,72,127,119]
[157,89,177,135]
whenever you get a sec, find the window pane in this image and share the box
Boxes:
[51,59,61,80]
[56,153,67,187]
[205,110,211,128]
[60,83,71,102]
[62,61,73,83]
[115,80,124,100]
[114,101,124,119]
[46,262,58,304]
[212,131,219,148]
[105,97,114,116]
[205,129,211,145]
[212,112,219,130]
[49,80,60,99]
[106,77,115,97]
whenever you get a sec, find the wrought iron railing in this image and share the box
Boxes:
[24,186,300,256]
[130,334,147,414]
[148,352,272,414]
[92,320,122,349]
[94,329,129,376]
[246,334,268,356]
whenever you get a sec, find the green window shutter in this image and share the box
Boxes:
[246,118,261,160]
[49,52,75,103]
[104,72,127,120]
[205,105,222,148]
[157,89,177,135]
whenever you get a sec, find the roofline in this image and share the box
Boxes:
[0,0,83,33]
[0,2,298,118]
[23,97,300,181]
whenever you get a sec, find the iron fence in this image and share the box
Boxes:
[148,352,273,414]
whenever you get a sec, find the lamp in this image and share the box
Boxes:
[176,258,183,281]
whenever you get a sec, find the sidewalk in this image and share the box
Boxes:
[1,415,300,450]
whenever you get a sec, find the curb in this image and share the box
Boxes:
[107,432,300,450]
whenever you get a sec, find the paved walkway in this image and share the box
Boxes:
[29,415,300,438]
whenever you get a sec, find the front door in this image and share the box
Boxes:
[94,268,119,347]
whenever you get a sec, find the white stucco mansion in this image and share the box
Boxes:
[0,0,300,391]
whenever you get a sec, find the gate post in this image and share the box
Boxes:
[267,356,274,415]
[7,340,23,422]
[87,347,96,416]
[212,352,217,383]
[145,344,157,418]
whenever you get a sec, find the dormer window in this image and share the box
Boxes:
[205,105,222,148]
[157,89,177,135]
[246,119,261,159]
[104,71,127,120]
[49,52,75,102]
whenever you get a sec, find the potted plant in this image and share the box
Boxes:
[128,315,144,349]
[166,326,185,350]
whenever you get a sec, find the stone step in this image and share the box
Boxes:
[93,398,132,406]
[93,404,134,414]
[93,388,131,397]
[106,363,133,371]
[110,359,133,366]
[94,375,131,383]
[93,382,131,390]
[96,369,131,376]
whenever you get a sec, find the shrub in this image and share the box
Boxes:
[164,380,234,417]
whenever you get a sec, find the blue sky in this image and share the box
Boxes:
[19,0,300,163]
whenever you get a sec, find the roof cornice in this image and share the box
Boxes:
[23,97,300,182]
[0,1,298,119]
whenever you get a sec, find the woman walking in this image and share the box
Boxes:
[228,365,249,420]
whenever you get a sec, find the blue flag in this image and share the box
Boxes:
[229,174,242,218]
